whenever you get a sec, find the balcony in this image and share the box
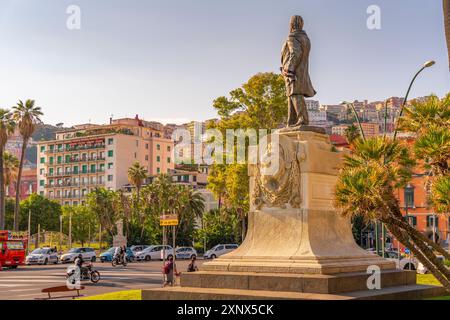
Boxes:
[45,144,106,154]
[45,169,105,176]
[45,180,105,189]
[46,156,106,165]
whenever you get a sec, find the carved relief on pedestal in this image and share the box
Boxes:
[252,135,304,210]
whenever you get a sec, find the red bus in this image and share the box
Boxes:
[0,230,28,269]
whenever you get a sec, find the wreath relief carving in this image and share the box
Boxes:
[252,136,303,209]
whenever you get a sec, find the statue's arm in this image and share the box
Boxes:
[286,37,302,72]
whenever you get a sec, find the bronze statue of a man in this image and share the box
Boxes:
[281,15,316,127]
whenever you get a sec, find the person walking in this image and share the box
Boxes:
[163,256,178,287]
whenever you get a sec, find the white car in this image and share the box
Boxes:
[26,248,59,265]
[175,247,197,260]
[60,247,97,264]
[204,244,238,259]
[135,245,174,261]
[385,251,418,270]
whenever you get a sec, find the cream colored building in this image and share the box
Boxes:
[36,117,174,206]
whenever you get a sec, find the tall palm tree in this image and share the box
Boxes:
[444,0,450,70]
[335,137,450,290]
[127,162,148,204]
[12,100,43,231]
[0,109,15,229]
[3,152,19,191]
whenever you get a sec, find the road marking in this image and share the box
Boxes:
[0,284,31,287]
[17,293,45,298]
[0,279,65,283]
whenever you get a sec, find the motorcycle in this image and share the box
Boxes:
[66,262,101,284]
[112,254,127,267]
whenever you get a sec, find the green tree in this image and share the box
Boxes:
[17,194,61,234]
[62,206,98,247]
[195,209,240,250]
[207,72,287,238]
[86,188,118,238]
[12,100,43,231]
[127,161,148,228]
[0,109,15,229]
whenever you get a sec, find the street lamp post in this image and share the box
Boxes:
[341,101,366,141]
[393,60,435,141]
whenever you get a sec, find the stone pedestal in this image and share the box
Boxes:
[113,220,127,248]
[142,131,445,300]
[202,131,393,274]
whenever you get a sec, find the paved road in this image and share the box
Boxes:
[0,259,204,300]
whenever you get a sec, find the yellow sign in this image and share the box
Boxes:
[160,214,179,226]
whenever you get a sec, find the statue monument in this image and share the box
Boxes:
[113,219,127,248]
[142,16,444,300]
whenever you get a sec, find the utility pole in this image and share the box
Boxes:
[172,225,176,286]
[68,211,72,248]
[59,215,63,253]
[36,224,40,249]
[27,209,31,254]
[99,224,102,250]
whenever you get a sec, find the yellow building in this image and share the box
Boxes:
[36,116,174,206]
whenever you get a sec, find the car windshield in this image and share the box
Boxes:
[68,248,80,253]
[106,247,116,253]
[31,249,47,254]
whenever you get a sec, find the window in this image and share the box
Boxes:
[167,146,171,152]
[108,138,114,145]
[39,169,44,175]
[136,140,139,147]
[145,155,149,161]
[39,180,44,187]
[134,152,137,159]
[40,157,45,164]
[108,150,114,157]
[404,215,417,227]
[157,144,161,151]
[40,191,44,196]
[57,156,62,164]
[90,164,96,173]
[108,175,113,182]
[426,215,439,228]
[73,166,78,174]
[82,165,87,173]
[167,157,171,163]
[40,146,45,152]
[100,164,105,171]
[157,156,161,162]
[49,157,54,164]
[404,185,414,208]
[145,143,149,150]
[108,163,113,169]
[157,167,160,174]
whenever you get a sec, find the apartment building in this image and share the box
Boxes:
[36,116,174,206]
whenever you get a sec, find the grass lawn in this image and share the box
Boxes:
[417,274,450,300]
[79,290,141,300]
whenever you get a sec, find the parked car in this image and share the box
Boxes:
[99,247,134,262]
[135,245,174,261]
[204,244,238,259]
[417,255,445,274]
[130,245,149,255]
[26,247,59,265]
[60,247,97,264]
[385,251,418,270]
[175,247,197,260]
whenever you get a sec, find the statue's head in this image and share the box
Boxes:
[289,15,304,32]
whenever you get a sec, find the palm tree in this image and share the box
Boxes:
[3,152,19,191]
[12,100,43,231]
[444,0,450,70]
[0,109,15,229]
[127,162,148,207]
[344,124,360,145]
[335,136,450,290]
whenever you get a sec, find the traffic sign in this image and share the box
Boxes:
[160,214,179,226]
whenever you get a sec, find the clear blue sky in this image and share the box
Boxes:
[0,0,448,126]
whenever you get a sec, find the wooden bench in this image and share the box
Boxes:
[41,285,85,299]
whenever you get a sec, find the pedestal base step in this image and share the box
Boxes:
[181,270,416,294]
[142,284,445,300]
